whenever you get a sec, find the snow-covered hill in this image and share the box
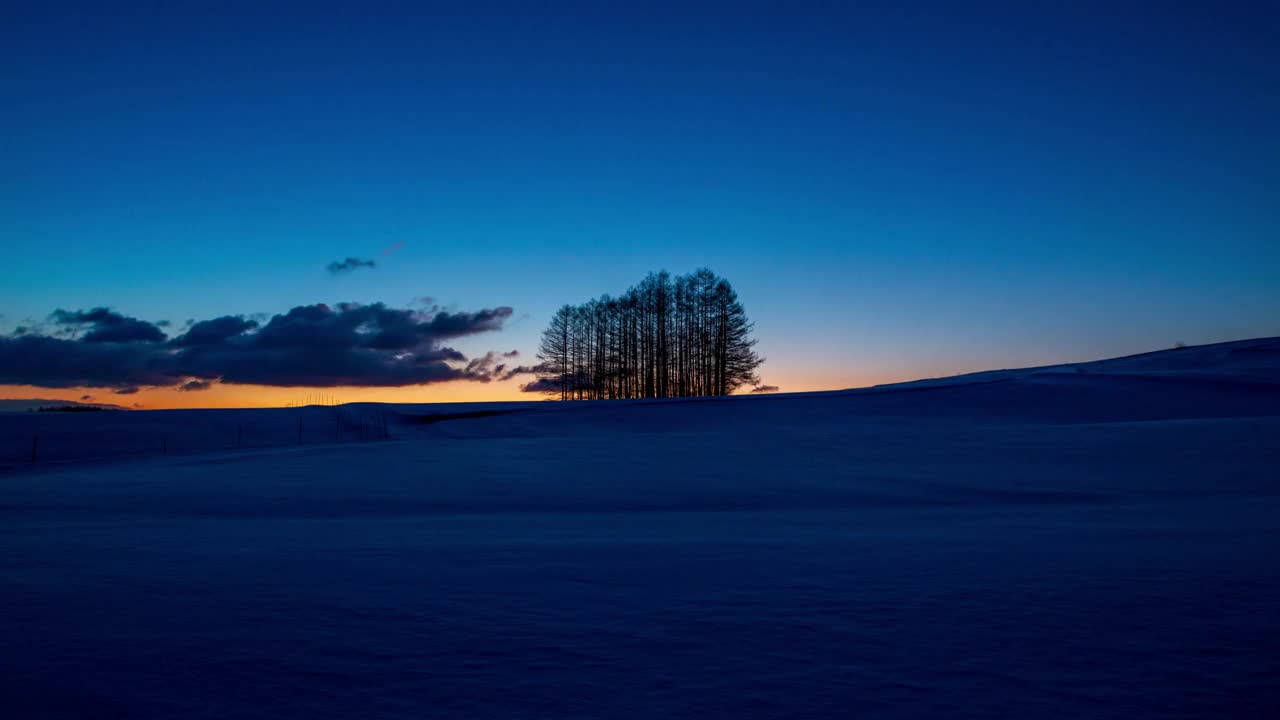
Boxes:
[3,336,1276,466]
[0,398,127,413]
[1,337,1277,718]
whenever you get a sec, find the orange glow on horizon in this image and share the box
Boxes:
[0,379,536,410]
[0,367,916,410]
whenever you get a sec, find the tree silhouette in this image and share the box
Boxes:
[533,269,762,399]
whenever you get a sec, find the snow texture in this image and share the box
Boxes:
[2,337,1278,718]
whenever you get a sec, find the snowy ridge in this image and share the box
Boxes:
[2,336,1277,467]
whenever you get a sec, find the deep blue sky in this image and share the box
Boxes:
[3,1,1277,402]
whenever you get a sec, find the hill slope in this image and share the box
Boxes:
[1,337,1277,718]
[2,336,1277,466]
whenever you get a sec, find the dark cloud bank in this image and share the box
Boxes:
[0,303,519,391]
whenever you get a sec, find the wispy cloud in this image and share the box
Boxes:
[326,257,376,274]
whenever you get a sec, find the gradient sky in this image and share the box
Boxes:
[3,1,1278,408]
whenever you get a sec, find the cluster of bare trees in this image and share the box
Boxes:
[533,269,763,400]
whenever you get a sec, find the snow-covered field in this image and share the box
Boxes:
[3,338,1278,718]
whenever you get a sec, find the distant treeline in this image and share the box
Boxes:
[533,269,763,400]
[36,405,113,413]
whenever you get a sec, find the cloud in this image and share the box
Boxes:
[418,307,513,339]
[0,300,517,391]
[519,377,563,393]
[516,364,595,392]
[179,380,213,391]
[326,257,376,274]
[114,386,140,395]
[465,351,503,375]
[0,334,175,388]
[80,394,92,401]
[51,307,166,343]
[504,363,548,382]
[751,384,780,393]
[458,350,519,378]
[171,316,260,346]
[171,302,515,386]
[382,241,405,257]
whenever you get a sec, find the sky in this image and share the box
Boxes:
[2,1,1278,408]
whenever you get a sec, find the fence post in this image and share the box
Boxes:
[163,437,168,455]
[31,434,38,463]
[237,424,243,447]
[298,418,303,445]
